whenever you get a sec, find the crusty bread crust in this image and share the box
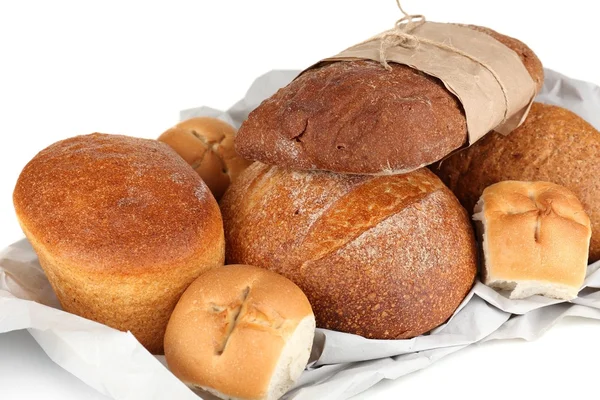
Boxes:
[220,164,477,339]
[234,25,544,175]
[164,264,314,400]
[13,133,225,353]
[434,103,600,262]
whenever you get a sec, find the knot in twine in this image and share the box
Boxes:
[376,1,426,70]
[353,0,513,125]
[352,1,427,71]
[364,0,512,124]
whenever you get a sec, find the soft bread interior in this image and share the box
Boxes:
[485,278,578,300]
[192,315,316,400]
[472,199,488,283]
[266,315,316,400]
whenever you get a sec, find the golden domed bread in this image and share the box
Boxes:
[13,133,225,354]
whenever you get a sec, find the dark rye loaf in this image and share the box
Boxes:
[234,25,544,175]
[220,163,477,339]
[434,102,600,263]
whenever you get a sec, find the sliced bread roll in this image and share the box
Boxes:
[164,264,315,400]
[473,181,591,300]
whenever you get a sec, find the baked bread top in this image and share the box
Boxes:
[13,133,223,273]
[158,117,252,201]
[234,25,544,175]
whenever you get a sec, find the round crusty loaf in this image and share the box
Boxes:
[234,25,543,176]
[13,133,225,354]
[220,163,477,339]
[164,264,315,400]
[158,117,252,201]
[433,102,600,262]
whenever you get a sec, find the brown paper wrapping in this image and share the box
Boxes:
[302,21,537,146]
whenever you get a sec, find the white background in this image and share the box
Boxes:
[1,0,599,399]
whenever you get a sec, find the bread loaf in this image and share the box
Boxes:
[434,102,600,262]
[13,133,225,354]
[158,117,252,200]
[234,25,543,175]
[473,181,591,300]
[220,163,477,339]
[164,264,315,400]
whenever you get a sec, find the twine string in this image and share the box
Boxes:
[362,0,510,123]
[375,0,427,70]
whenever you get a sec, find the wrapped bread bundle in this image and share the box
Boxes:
[234,5,543,175]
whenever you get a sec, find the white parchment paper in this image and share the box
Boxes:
[1,68,599,400]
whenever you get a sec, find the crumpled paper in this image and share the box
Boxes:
[1,68,599,400]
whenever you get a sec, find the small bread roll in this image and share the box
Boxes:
[164,264,315,400]
[473,181,591,300]
[158,117,252,200]
[13,133,225,354]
